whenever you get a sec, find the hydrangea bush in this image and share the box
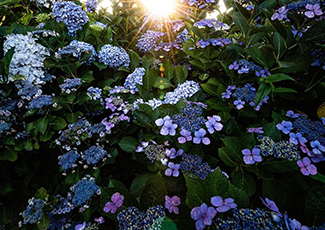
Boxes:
[1,0,325,229]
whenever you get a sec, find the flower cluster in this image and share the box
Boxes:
[21,198,46,225]
[17,83,42,100]
[101,96,133,132]
[117,205,165,230]
[3,33,50,87]
[59,78,83,93]
[191,196,237,230]
[193,19,230,31]
[51,196,75,215]
[180,0,216,9]
[0,98,17,134]
[197,38,231,48]
[56,118,91,150]
[70,177,100,208]
[98,44,130,69]
[164,80,201,104]
[272,1,323,21]
[136,30,166,53]
[81,145,108,165]
[222,84,269,111]
[58,150,80,171]
[85,0,98,13]
[311,49,325,70]
[57,40,97,65]
[180,153,211,179]
[28,95,53,110]
[136,140,168,164]
[123,67,146,93]
[52,1,90,36]
[229,59,271,77]
[86,87,102,100]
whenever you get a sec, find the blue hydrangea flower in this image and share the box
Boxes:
[310,140,325,155]
[22,198,45,224]
[271,6,288,21]
[164,148,183,159]
[289,133,307,145]
[193,128,210,145]
[136,30,165,53]
[160,120,178,136]
[71,177,100,206]
[98,44,130,69]
[191,203,216,230]
[242,148,262,164]
[85,0,98,13]
[57,40,97,64]
[59,78,82,93]
[52,1,89,36]
[276,120,293,134]
[178,129,192,144]
[165,162,180,177]
[58,150,80,170]
[28,95,53,109]
[297,157,317,176]
[180,154,211,179]
[82,145,107,165]
[123,67,146,93]
[211,196,237,212]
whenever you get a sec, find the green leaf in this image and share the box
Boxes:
[130,172,153,196]
[4,148,17,162]
[190,26,205,39]
[273,32,285,57]
[232,169,256,197]
[305,186,325,226]
[174,65,187,85]
[2,136,15,145]
[158,104,179,117]
[129,50,140,70]
[262,160,298,173]
[37,215,50,230]
[300,21,325,43]
[263,121,281,142]
[255,82,272,109]
[0,183,13,195]
[218,147,237,167]
[273,88,297,93]
[161,217,177,230]
[34,188,48,200]
[185,170,230,209]
[164,60,176,80]
[201,83,218,96]
[140,172,167,209]
[80,70,94,83]
[253,0,276,18]
[265,73,294,83]
[226,184,250,207]
[133,110,152,127]
[20,13,33,25]
[50,117,67,130]
[207,98,232,112]
[310,173,325,184]
[262,179,289,209]
[34,117,49,135]
[246,46,274,68]
[66,111,83,124]
[153,77,172,90]
[118,136,138,153]
[143,70,155,91]
[232,12,248,34]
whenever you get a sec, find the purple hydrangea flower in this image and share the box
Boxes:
[165,195,181,214]
[136,141,149,152]
[260,197,280,213]
[234,99,245,110]
[305,4,322,18]
[276,120,293,134]
[191,203,216,230]
[160,120,178,136]
[103,192,124,214]
[310,140,325,155]
[178,129,193,144]
[75,222,86,230]
[155,116,171,126]
[205,116,223,134]
[210,196,237,212]
[291,219,309,230]
[271,6,288,21]
[242,148,262,164]
[165,148,183,159]
[248,127,264,134]
[289,133,307,145]
[229,61,239,70]
[193,128,210,145]
[286,110,300,118]
[297,157,317,176]
[94,217,105,224]
[165,162,180,177]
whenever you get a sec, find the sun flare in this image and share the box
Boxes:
[141,0,177,18]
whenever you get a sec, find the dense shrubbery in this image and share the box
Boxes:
[1,0,325,229]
